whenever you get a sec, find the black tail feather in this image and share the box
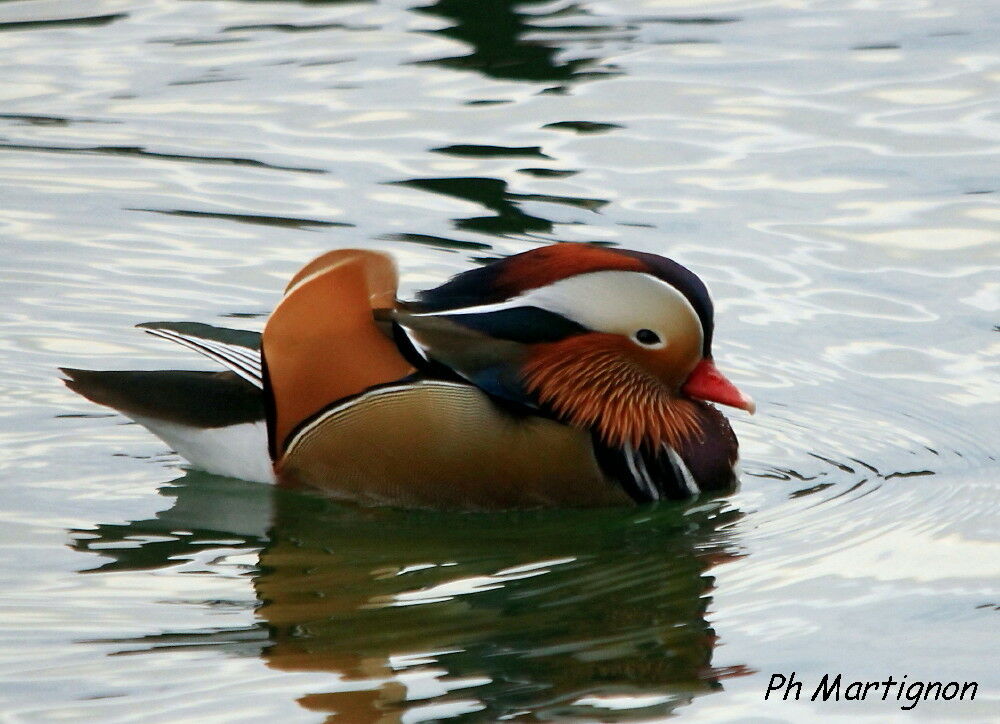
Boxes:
[61,368,264,429]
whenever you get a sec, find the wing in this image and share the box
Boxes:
[139,321,263,388]
[390,303,588,408]
[262,249,415,458]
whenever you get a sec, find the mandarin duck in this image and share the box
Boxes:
[62,244,754,508]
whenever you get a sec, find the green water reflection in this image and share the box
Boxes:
[72,472,747,720]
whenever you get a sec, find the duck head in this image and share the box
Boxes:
[392,243,753,454]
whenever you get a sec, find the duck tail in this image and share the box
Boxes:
[60,368,273,483]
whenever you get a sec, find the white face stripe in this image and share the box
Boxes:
[413,271,705,347]
[525,272,703,343]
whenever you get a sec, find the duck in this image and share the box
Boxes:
[62,243,755,509]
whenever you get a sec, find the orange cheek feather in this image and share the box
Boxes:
[632,340,701,392]
[521,334,701,451]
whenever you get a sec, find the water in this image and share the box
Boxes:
[1,0,998,720]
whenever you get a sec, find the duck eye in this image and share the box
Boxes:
[633,328,661,346]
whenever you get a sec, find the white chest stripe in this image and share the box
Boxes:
[624,445,662,501]
[664,444,700,495]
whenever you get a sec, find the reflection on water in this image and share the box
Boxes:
[398,176,605,235]
[72,473,745,720]
[0,142,327,174]
[2,0,998,719]
[416,0,619,83]
[72,474,270,574]
[0,13,127,33]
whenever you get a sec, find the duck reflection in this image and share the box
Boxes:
[71,472,745,720]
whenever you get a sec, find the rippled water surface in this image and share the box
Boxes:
[2,0,998,720]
